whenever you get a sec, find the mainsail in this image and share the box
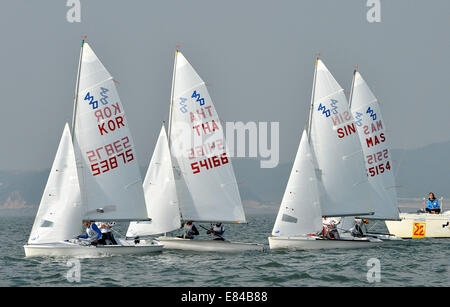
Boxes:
[349,71,399,220]
[28,124,83,244]
[169,51,245,223]
[271,129,323,236]
[127,125,181,237]
[72,42,148,221]
[309,59,375,217]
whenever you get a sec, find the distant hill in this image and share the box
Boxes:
[0,140,448,216]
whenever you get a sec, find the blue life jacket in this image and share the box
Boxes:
[427,199,440,209]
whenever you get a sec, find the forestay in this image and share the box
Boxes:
[127,125,181,237]
[309,60,374,217]
[349,71,399,220]
[272,129,323,236]
[169,52,245,223]
[28,124,83,244]
[72,42,148,221]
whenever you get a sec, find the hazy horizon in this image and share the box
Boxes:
[1,0,449,171]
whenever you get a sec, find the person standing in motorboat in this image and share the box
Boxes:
[207,222,225,241]
[425,193,441,214]
[179,221,199,239]
[97,222,118,245]
[78,221,103,246]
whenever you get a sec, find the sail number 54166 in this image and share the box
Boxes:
[191,153,229,174]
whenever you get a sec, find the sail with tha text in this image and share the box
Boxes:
[72,42,148,221]
[309,59,375,217]
[349,71,399,220]
[168,51,245,223]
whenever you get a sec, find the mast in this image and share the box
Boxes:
[167,49,178,148]
[167,49,185,226]
[307,57,319,143]
[71,40,84,140]
[348,69,357,109]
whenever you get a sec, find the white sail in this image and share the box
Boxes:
[28,124,83,244]
[169,51,245,223]
[272,129,323,236]
[127,125,181,237]
[72,42,148,221]
[349,71,399,220]
[309,59,374,217]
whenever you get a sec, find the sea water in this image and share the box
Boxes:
[0,214,448,287]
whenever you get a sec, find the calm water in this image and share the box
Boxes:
[0,214,448,287]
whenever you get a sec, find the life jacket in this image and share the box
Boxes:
[185,224,196,236]
[212,225,225,239]
[86,226,99,241]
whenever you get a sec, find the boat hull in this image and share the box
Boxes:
[24,240,163,258]
[385,211,450,238]
[155,236,265,252]
[268,235,382,250]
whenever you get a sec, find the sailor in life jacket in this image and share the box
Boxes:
[350,218,368,237]
[97,221,118,245]
[207,222,225,241]
[180,220,199,239]
[78,221,102,245]
[321,217,340,240]
[425,192,441,214]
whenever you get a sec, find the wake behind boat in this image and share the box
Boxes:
[24,41,162,257]
[126,50,263,252]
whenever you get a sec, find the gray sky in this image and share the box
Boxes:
[0,0,449,171]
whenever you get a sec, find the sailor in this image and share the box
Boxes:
[322,218,340,240]
[207,222,225,241]
[180,220,199,239]
[426,193,441,214]
[350,218,368,237]
[78,221,103,246]
[97,222,118,245]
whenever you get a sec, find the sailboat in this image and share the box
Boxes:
[350,72,449,238]
[127,50,264,252]
[24,41,163,257]
[268,58,383,250]
[336,69,403,240]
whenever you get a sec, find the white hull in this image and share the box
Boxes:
[385,211,450,238]
[268,235,382,250]
[24,240,163,258]
[155,236,265,252]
